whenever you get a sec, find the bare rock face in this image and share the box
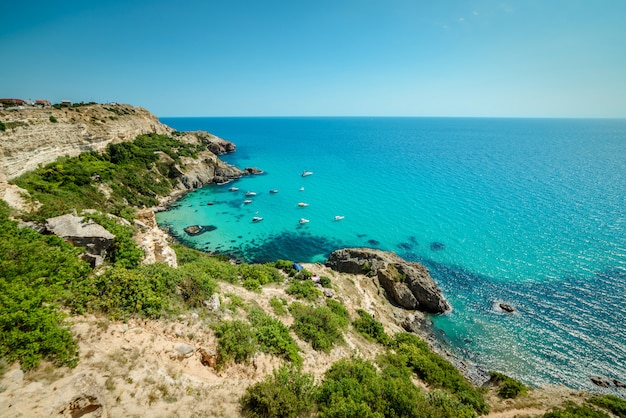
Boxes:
[0,104,172,181]
[53,374,108,417]
[326,248,450,314]
[175,151,243,190]
[134,210,178,268]
[178,131,236,155]
[45,214,115,267]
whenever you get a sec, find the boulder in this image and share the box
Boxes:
[45,214,114,266]
[51,374,107,417]
[203,293,221,311]
[590,375,611,388]
[326,248,450,314]
[499,303,516,313]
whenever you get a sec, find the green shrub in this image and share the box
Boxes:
[174,244,239,284]
[247,308,302,365]
[13,133,205,219]
[325,299,350,327]
[49,115,58,123]
[319,276,332,288]
[286,279,321,301]
[274,259,295,274]
[213,320,257,368]
[353,309,390,346]
[588,395,626,417]
[289,302,346,352]
[361,263,372,274]
[85,213,143,268]
[89,266,169,320]
[269,297,289,316]
[240,263,283,292]
[0,203,89,369]
[0,120,5,131]
[223,293,246,311]
[316,356,472,418]
[544,402,610,418]
[488,371,527,399]
[394,333,488,415]
[240,365,317,418]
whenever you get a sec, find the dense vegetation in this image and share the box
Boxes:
[0,202,88,369]
[13,133,204,220]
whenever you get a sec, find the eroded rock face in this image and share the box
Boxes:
[45,214,115,266]
[49,374,107,417]
[134,210,178,268]
[326,248,450,314]
[0,104,172,181]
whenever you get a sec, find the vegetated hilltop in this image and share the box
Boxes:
[0,103,171,181]
[1,105,623,418]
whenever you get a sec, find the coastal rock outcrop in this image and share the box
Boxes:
[175,151,243,189]
[45,213,115,267]
[326,248,450,314]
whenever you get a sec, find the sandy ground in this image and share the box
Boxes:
[0,263,592,417]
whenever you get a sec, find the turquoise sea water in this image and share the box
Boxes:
[157,117,626,392]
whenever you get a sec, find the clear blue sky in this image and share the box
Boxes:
[2,0,625,117]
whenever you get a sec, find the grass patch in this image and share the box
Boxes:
[544,401,610,418]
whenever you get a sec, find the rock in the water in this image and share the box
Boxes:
[499,303,516,313]
[614,379,626,389]
[590,375,611,388]
[184,224,216,236]
[326,248,450,314]
[243,167,264,175]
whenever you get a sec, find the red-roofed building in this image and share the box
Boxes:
[0,98,26,106]
[35,99,51,108]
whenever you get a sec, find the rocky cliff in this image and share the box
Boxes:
[0,103,171,180]
[326,248,451,314]
[0,104,248,208]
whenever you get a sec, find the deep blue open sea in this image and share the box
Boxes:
[157,117,626,392]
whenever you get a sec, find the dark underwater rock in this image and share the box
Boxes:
[184,225,216,236]
[430,242,446,251]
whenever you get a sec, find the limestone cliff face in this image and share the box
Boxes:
[0,103,172,180]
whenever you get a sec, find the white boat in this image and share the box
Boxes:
[244,199,253,204]
[269,189,279,194]
[299,187,305,191]
[298,202,309,207]
[334,215,345,221]
[299,218,309,224]
[245,191,257,196]
[252,216,263,222]
[229,186,239,192]
[302,171,313,177]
